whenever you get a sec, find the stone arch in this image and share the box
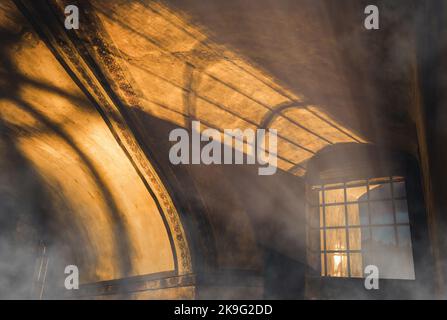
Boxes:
[0,1,194,298]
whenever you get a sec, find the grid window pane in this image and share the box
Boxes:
[326,253,348,277]
[324,188,345,204]
[325,228,347,251]
[325,205,345,227]
[347,204,360,226]
[314,176,414,279]
[359,202,369,225]
[346,185,367,202]
[369,182,391,200]
[362,227,371,242]
[371,226,396,247]
[348,227,362,250]
[350,253,363,278]
[370,200,394,224]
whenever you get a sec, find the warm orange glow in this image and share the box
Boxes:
[91,0,367,177]
[315,177,415,279]
[0,2,178,284]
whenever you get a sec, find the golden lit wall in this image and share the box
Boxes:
[89,0,366,177]
[0,1,187,286]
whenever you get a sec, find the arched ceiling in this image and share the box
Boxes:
[0,0,192,289]
[3,0,418,180]
[45,0,418,177]
[80,0,369,176]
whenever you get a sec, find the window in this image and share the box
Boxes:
[308,176,415,279]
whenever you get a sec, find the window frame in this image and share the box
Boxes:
[311,176,414,279]
[304,144,436,298]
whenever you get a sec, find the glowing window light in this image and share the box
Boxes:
[310,177,415,279]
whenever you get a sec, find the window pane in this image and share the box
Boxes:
[346,185,367,202]
[393,181,406,198]
[348,227,362,250]
[369,182,391,200]
[363,238,415,280]
[359,202,369,225]
[347,203,369,225]
[395,200,409,224]
[325,205,345,227]
[347,204,360,225]
[324,188,345,204]
[326,228,347,250]
[312,178,414,280]
[363,250,415,280]
[371,226,396,247]
[350,253,363,278]
[370,200,394,224]
[362,227,371,242]
[326,253,348,277]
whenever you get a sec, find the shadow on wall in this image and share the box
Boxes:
[128,108,309,299]
[0,26,136,298]
[87,0,367,178]
[0,120,53,299]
